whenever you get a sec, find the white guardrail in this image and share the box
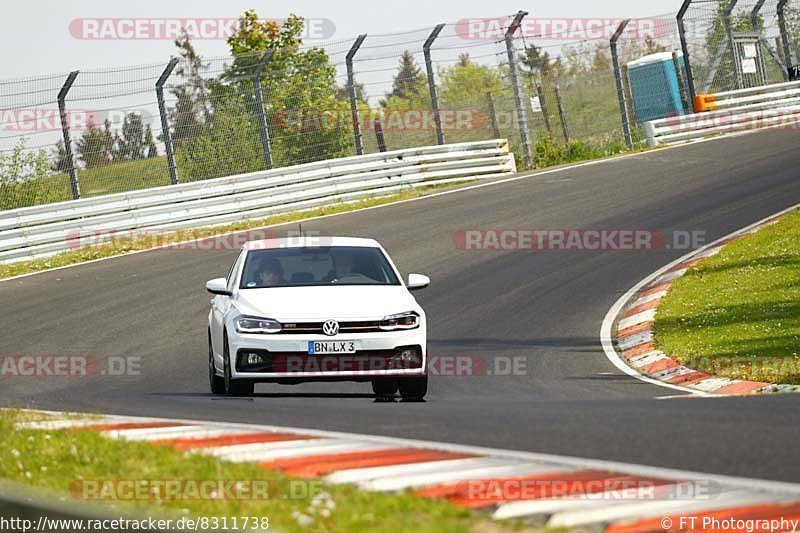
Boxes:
[645,80,800,146]
[0,140,516,264]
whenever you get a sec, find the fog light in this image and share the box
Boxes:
[247,352,264,365]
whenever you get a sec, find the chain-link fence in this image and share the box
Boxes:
[679,0,799,96]
[2,8,798,212]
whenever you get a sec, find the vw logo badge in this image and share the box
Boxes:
[322,320,339,336]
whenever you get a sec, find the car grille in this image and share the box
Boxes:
[277,321,382,334]
[236,347,423,373]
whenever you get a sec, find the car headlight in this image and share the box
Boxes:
[379,311,420,331]
[235,316,282,334]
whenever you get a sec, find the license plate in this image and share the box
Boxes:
[308,341,357,355]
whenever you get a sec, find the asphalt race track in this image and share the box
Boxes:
[2,130,799,482]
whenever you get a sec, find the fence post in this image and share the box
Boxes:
[156,58,179,185]
[423,23,446,146]
[253,50,275,170]
[751,0,766,29]
[505,10,533,167]
[373,118,387,152]
[677,0,697,108]
[486,92,501,139]
[536,84,552,136]
[611,19,633,148]
[57,71,80,200]
[778,0,797,78]
[346,34,367,155]
[554,84,569,147]
[724,0,742,90]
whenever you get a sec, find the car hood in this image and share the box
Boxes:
[233,285,422,321]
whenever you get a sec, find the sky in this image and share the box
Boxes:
[1,0,687,78]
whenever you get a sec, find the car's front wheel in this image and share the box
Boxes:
[209,332,225,395]
[223,332,254,397]
[371,378,398,398]
[398,375,427,401]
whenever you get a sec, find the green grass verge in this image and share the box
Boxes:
[0,409,529,532]
[654,208,800,384]
[0,189,439,280]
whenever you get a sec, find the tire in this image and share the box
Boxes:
[209,332,225,395]
[398,375,428,401]
[223,332,254,397]
[371,378,398,398]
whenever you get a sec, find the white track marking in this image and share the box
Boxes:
[492,481,691,520]
[362,462,565,492]
[325,457,505,484]
[690,378,740,392]
[547,490,790,528]
[617,310,657,331]
[631,291,667,307]
[202,439,394,463]
[630,353,669,369]
[600,202,800,396]
[617,331,653,351]
[16,418,122,430]
[107,425,255,441]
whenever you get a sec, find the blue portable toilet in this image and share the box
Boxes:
[627,52,688,123]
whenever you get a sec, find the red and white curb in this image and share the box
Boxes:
[602,204,800,397]
[15,410,800,530]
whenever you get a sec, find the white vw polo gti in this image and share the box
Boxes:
[207,237,430,400]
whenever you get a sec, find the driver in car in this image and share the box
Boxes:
[258,258,285,287]
[324,251,356,282]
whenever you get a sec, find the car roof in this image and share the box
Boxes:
[243,236,382,251]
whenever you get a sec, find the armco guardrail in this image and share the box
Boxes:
[645,81,800,146]
[0,140,515,264]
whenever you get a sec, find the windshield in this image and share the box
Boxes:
[239,246,401,289]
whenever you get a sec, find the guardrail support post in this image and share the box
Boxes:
[346,34,367,155]
[156,58,179,185]
[253,50,275,170]
[677,0,697,108]
[751,0,767,29]
[725,0,742,90]
[554,84,570,147]
[611,19,633,148]
[505,10,533,168]
[423,24,446,146]
[536,84,553,136]
[486,92,501,139]
[778,0,797,78]
[57,70,80,200]
[373,118,387,152]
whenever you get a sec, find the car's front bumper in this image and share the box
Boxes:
[228,328,427,380]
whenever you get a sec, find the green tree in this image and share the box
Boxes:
[114,113,148,162]
[51,140,69,173]
[386,50,424,102]
[520,44,552,79]
[0,138,51,186]
[76,119,114,168]
[438,60,504,107]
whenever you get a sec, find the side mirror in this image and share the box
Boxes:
[407,273,430,291]
[206,278,232,296]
